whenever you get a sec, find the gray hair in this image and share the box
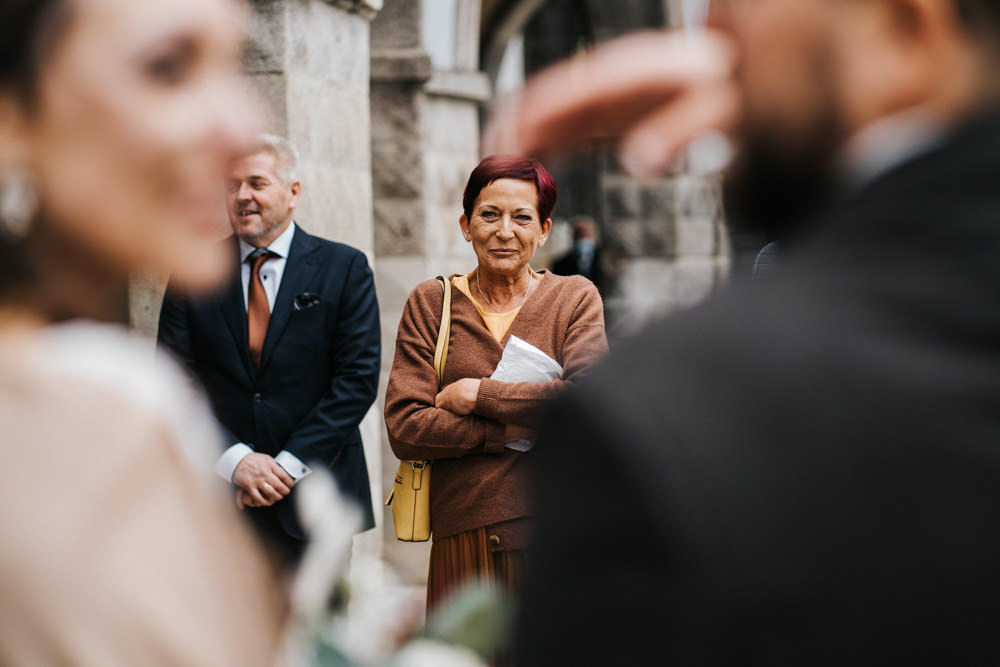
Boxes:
[250,134,300,186]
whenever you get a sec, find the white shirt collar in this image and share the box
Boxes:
[238,221,296,263]
[837,107,946,193]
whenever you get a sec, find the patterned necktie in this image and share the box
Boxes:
[247,248,277,369]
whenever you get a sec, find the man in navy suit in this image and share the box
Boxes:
[158,135,380,562]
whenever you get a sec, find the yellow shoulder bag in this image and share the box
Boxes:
[385,276,451,542]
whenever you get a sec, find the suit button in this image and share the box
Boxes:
[253,393,262,403]
[488,535,501,547]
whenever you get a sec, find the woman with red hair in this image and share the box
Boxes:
[385,155,609,613]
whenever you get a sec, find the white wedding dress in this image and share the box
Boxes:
[0,322,283,666]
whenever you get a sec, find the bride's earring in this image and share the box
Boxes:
[0,168,38,239]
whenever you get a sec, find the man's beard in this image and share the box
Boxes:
[723,107,845,241]
[723,32,848,242]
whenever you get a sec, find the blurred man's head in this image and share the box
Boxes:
[570,217,598,242]
[720,0,1000,232]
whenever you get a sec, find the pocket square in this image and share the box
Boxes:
[293,292,322,311]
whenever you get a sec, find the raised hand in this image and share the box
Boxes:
[483,30,737,177]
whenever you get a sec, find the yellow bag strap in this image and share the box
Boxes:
[387,277,449,509]
[432,276,451,389]
[389,276,449,496]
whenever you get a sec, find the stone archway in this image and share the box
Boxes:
[480,0,548,84]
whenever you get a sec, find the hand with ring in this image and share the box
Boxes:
[233,452,295,509]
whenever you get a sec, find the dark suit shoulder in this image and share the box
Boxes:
[595,281,790,378]
[570,275,833,470]
[295,228,368,263]
[550,252,575,274]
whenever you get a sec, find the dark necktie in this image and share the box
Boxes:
[247,249,277,369]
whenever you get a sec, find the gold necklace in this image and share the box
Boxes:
[477,269,535,314]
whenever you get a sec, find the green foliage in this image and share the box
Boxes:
[423,582,513,661]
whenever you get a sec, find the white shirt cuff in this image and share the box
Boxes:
[275,451,312,481]
[505,439,535,452]
[215,443,253,482]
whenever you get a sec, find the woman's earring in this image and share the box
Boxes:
[0,168,38,239]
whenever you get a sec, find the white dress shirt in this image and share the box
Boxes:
[838,107,945,194]
[238,221,296,310]
[214,221,313,484]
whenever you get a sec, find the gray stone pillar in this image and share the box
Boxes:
[244,0,384,562]
[246,0,379,256]
[371,0,490,589]
[370,0,435,587]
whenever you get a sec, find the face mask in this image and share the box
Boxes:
[574,238,596,254]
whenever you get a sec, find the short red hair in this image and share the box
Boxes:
[462,155,558,222]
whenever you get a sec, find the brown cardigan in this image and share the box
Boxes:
[384,271,609,543]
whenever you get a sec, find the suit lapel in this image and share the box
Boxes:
[258,228,323,374]
[216,240,254,379]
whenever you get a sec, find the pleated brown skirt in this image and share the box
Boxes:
[426,526,524,614]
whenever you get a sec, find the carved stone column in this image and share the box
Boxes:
[370,0,490,590]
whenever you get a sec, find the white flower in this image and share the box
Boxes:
[290,470,361,623]
[329,556,422,664]
[389,640,488,667]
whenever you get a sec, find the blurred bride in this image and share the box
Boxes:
[0,0,283,664]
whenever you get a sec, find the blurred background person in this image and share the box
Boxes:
[0,0,284,664]
[384,156,608,617]
[486,0,1000,664]
[158,134,381,567]
[550,215,607,294]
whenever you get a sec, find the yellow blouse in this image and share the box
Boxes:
[453,272,540,342]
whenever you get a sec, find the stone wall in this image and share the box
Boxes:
[246,0,377,256]
[601,168,729,334]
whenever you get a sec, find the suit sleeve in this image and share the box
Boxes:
[157,285,243,449]
[474,282,608,427]
[384,281,508,460]
[282,251,381,464]
[157,285,197,375]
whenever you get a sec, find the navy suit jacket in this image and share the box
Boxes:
[158,226,379,538]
